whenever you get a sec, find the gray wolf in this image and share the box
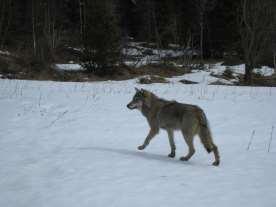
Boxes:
[127,88,220,166]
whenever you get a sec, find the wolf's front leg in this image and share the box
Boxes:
[138,128,159,150]
[166,129,176,158]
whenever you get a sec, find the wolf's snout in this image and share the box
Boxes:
[127,103,133,109]
[127,102,136,110]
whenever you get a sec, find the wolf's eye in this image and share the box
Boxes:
[135,92,142,98]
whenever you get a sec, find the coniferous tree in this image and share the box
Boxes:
[80,0,120,75]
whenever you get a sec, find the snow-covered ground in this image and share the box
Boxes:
[122,44,195,68]
[53,61,275,86]
[209,63,275,77]
[55,64,85,71]
[0,76,276,207]
[172,63,275,85]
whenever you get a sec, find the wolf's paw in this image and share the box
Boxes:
[179,156,189,161]
[138,145,145,150]
[212,160,220,166]
[168,152,175,158]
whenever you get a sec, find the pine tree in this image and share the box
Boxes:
[80,0,120,75]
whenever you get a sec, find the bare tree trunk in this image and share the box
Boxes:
[0,0,12,49]
[194,0,217,64]
[196,0,206,64]
[0,0,6,43]
[79,0,85,44]
[244,63,253,84]
[181,30,193,68]
[199,19,204,63]
[32,0,37,56]
[145,0,152,43]
[151,2,162,60]
[240,0,275,85]
[273,51,276,72]
[172,15,179,45]
[31,0,53,67]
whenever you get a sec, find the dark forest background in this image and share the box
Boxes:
[0,0,275,84]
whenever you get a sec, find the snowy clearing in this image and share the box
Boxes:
[0,77,276,207]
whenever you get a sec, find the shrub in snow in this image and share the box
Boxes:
[222,67,235,80]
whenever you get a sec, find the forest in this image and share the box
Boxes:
[0,0,276,84]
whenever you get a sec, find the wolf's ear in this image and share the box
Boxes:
[135,87,140,92]
[140,88,147,94]
[140,89,149,97]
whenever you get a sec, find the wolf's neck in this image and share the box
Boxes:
[141,104,150,117]
[141,96,166,117]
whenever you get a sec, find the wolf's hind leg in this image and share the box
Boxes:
[166,129,176,158]
[180,132,195,161]
[138,128,159,150]
[211,144,220,166]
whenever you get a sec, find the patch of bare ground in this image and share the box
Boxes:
[239,73,276,87]
[209,80,233,86]
[209,68,276,87]
[137,75,169,84]
[179,79,198,84]
[0,56,190,82]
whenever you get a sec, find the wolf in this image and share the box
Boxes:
[127,88,220,166]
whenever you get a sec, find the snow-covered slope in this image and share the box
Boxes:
[0,78,276,207]
[171,63,275,85]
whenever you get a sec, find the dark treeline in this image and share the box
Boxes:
[0,0,275,83]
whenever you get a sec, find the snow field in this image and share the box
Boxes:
[0,78,276,207]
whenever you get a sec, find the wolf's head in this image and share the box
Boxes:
[127,88,152,110]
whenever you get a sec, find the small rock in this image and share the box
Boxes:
[179,79,198,84]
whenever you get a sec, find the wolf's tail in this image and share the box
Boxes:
[197,110,217,153]
[197,108,220,165]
